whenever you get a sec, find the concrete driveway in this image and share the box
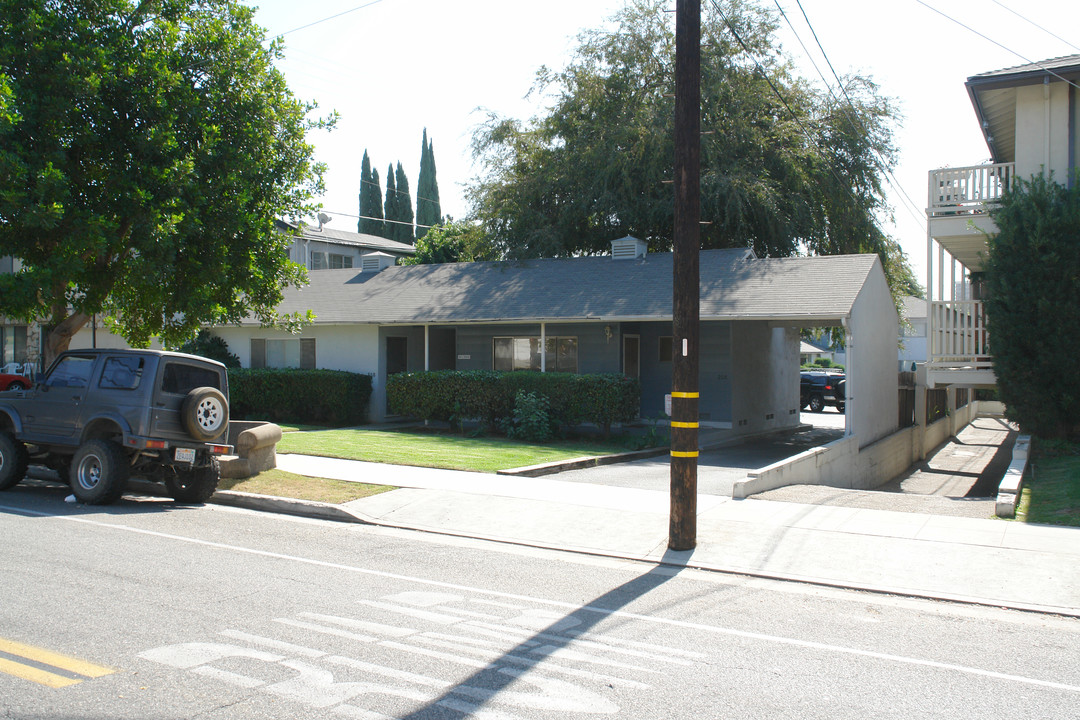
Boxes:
[553,410,847,496]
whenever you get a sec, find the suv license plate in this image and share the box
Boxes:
[174,448,196,463]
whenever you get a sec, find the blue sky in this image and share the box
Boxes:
[248,0,1080,284]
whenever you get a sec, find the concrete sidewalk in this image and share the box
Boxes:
[254,451,1080,618]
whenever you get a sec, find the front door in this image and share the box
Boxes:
[386,337,407,413]
[623,335,640,378]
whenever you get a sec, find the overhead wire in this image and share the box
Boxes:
[782,0,927,231]
[915,0,1080,93]
[990,0,1080,54]
[274,0,387,38]
[707,0,895,252]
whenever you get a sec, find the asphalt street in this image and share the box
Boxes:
[2,482,1079,720]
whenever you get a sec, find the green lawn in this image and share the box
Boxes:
[275,427,640,473]
[1015,440,1080,527]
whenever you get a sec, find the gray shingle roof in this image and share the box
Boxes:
[259,250,880,326]
[276,220,416,255]
[967,54,1080,84]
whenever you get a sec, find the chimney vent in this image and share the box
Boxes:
[610,236,647,260]
[361,252,395,273]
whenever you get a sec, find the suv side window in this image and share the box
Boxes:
[99,356,144,390]
[161,361,221,395]
[44,355,95,388]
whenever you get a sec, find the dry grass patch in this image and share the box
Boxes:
[219,468,394,504]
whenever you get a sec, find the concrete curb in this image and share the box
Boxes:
[497,447,669,477]
[995,434,1030,518]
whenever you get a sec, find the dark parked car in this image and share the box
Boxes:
[0,348,231,505]
[800,370,845,413]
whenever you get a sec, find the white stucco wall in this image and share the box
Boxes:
[1014,82,1071,181]
[211,324,380,377]
[847,261,899,448]
[730,323,801,436]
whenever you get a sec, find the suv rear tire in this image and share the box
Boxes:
[808,393,825,413]
[71,439,129,505]
[165,458,221,504]
[182,387,229,441]
[0,432,29,491]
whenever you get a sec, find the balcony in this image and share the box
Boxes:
[927,163,1014,272]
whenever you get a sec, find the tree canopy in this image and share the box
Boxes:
[467,0,908,289]
[357,150,385,237]
[0,0,331,363]
[399,221,496,266]
[986,173,1080,439]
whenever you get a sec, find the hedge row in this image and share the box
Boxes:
[227,368,372,426]
[386,370,641,433]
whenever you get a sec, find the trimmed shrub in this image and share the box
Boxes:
[386,370,641,434]
[228,368,372,426]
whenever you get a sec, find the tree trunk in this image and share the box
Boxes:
[42,312,91,368]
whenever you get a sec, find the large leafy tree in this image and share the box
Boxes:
[416,128,442,240]
[985,173,1080,440]
[399,221,495,266]
[467,0,904,284]
[0,0,331,364]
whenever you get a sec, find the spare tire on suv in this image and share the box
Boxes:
[182,386,229,441]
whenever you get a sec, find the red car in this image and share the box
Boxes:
[0,373,31,391]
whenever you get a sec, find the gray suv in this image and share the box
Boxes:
[0,348,231,505]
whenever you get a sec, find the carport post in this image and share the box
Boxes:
[669,0,700,552]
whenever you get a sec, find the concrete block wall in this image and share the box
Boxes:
[732,401,1001,498]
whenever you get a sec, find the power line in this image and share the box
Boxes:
[274,0,387,37]
[990,0,1080,53]
[915,0,1080,93]
[781,0,926,230]
[708,0,895,250]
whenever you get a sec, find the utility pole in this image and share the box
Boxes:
[669,0,700,551]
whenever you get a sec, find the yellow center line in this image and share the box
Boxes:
[0,637,115,687]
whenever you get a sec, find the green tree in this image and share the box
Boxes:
[416,128,442,240]
[392,161,415,244]
[0,0,330,364]
[357,150,385,236]
[400,221,496,265]
[985,173,1080,440]
[467,0,909,290]
[382,163,397,240]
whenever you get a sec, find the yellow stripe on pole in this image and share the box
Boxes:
[670,450,699,458]
[670,391,699,399]
[670,421,699,429]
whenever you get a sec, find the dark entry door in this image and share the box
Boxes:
[386,337,407,413]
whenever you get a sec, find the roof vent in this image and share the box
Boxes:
[361,252,395,273]
[611,236,647,260]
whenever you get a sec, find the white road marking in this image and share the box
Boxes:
[12,505,1080,696]
[273,618,378,644]
[220,630,326,658]
[297,613,416,639]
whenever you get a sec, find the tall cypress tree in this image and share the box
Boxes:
[393,161,415,244]
[383,163,397,240]
[357,150,385,236]
[416,129,442,240]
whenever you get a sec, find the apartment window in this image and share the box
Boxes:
[1,325,28,365]
[493,336,577,373]
[659,336,674,362]
[310,252,352,270]
[250,338,316,369]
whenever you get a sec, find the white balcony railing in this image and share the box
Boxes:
[928,163,1015,217]
[928,300,993,370]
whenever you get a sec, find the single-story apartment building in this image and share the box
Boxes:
[212,238,899,447]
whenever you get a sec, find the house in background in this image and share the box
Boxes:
[925,53,1080,390]
[898,295,927,372]
[799,340,834,367]
[212,237,900,447]
[278,219,415,271]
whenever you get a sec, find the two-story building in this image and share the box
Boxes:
[925,53,1080,390]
